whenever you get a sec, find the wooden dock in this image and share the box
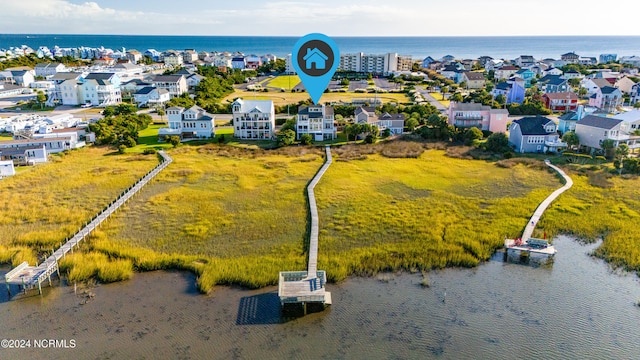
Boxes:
[504,159,572,261]
[5,151,173,296]
[278,146,332,312]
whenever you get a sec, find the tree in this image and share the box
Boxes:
[36,91,47,109]
[601,139,616,159]
[463,127,483,145]
[562,131,580,149]
[485,132,510,153]
[157,108,166,124]
[382,128,392,138]
[300,133,313,145]
[614,143,630,174]
[166,135,181,148]
[406,118,419,132]
[277,129,295,146]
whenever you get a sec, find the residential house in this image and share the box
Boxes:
[144,49,161,62]
[630,83,640,105]
[354,107,405,135]
[494,65,518,80]
[441,55,455,64]
[461,71,485,89]
[186,73,205,89]
[158,105,215,140]
[492,79,526,105]
[245,55,262,70]
[575,115,629,151]
[542,92,579,113]
[125,50,143,64]
[560,52,580,63]
[0,160,15,177]
[611,110,640,132]
[543,67,563,76]
[439,64,464,83]
[0,137,72,154]
[183,49,198,63]
[485,59,504,71]
[477,56,493,69]
[232,99,275,140]
[151,74,187,98]
[562,69,582,80]
[538,75,569,93]
[589,86,622,112]
[58,78,82,105]
[0,84,27,98]
[296,104,336,141]
[599,54,617,63]
[164,52,183,66]
[113,63,142,77]
[581,77,612,97]
[232,56,246,70]
[447,102,509,133]
[81,73,122,106]
[133,87,170,108]
[578,57,597,66]
[421,56,436,69]
[9,70,35,87]
[0,144,47,165]
[558,105,592,134]
[615,76,636,95]
[515,55,535,68]
[509,116,566,153]
[34,63,66,78]
[620,55,640,67]
[514,68,535,88]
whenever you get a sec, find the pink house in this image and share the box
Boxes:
[447,102,509,133]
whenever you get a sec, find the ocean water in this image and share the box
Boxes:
[1,34,640,60]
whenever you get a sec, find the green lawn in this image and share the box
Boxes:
[0,133,13,142]
[429,92,451,107]
[266,75,301,90]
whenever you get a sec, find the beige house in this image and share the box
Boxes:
[462,71,486,89]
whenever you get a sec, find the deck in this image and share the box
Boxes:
[5,151,173,295]
[278,146,332,310]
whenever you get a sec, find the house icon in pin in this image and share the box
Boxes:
[303,48,329,70]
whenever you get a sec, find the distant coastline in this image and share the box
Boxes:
[1,34,640,60]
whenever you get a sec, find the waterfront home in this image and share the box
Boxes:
[354,107,405,135]
[514,68,535,88]
[461,71,486,89]
[133,87,170,108]
[144,49,161,62]
[447,102,508,133]
[81,73,122,107]
[509,116,566,153]
[492,79,525,105]
[183,49,198,63]
[494,65,519,80]
[537,75,569,93]
[620,56,640,67]
[543,67,563,77]
[578,57,597,66]
[560,52,580,63]
[151,74,187,98]
[125,50,142,64]
[575,115,630,152]
[515,55,535,68]
[297,104,336,141]
[611,110,640,132]
[232,56,246,70]
[164,52,183,67]
[0,160,16,177]
[588,86,622,113]
[599,54,617,63]
[34,63,66,78]
[245,55,262,70]
[158,105,215,140]
[421,56,436,69]
[542,92,579,113]
[439,64,464,82]
[232,99,275,140]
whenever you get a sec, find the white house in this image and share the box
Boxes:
[133,87,170,108]
[9,70,35,87]
[186,73,205,89]
[296,104,336,141]
[81,79,122,106]
[354,107,405,135]
[158,105,215,140]
[34,63,67,78]
[59,79,82,105]
[0,160,16,177]
[611,110,640,132]
[164,53,183,66]
[0,144,48,165]
[232,99,275,140]
[112,63,142,77]
[151,75,187,98]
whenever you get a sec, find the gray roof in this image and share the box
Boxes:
[52,72,81,80]
[134,86,156,95]
[298,105,334,117]
[84,73,115,80]
[513,116,555,135]
[153,74,184,82]
[463,71,485,81]
[451,102,491,111]
[577,115,622,129]
[378,112,405,121]
[601,86,620,95]
[539,75,566,86]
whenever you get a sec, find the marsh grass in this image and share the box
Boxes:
[58,251,133,283]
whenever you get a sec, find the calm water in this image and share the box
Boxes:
[1,34,640,60]
[1,235,640,359]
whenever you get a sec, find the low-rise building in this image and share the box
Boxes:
[509,116,566,153]
[542,92,579,113]
[296,105,336,141]
[158,105,215,140]
[447,102,509,133]
[34,63,66,78]
[232,99,275,140]
[133,86,170,108]
[354,107,405,135]
[151,74,187,98]
[575,115,629,151]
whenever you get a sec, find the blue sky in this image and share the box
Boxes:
[3,0,639,36]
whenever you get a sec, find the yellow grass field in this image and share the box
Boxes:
[223,89,410,107]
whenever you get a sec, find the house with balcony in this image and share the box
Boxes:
[589,86,622,113]
[133,86,170,108]
[581,78,612,98]
[515,55,535,68]
[232,99,275,140]
[537,74,569,93]
[575,115,630,152]
[514,68,535,88]
[296,105,336,141]
[461,71,485,89]
[494,65,519,80]
[509,116,566,153]
[492,79,525,105]
[447,102,508,133]
[80,73,122,107]
[561,52,580,63]
[612,110,640,133]
[542,92,579,113]
[34,63,66,78]
[631,83,640,105]
[158,105,215,140]
[557,105,595,134]
[151,74,187,98]
[354,107,405,135]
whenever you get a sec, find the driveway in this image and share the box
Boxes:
[415,87,448,112]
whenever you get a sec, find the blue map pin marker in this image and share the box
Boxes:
[292,33,340,105]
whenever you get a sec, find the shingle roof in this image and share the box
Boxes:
[52,72,81,80]
[464,72,485,81]
[451,102,491,111]
[134,86,156,95]
[544,92,578,100]
[84,73,115,80]
[539,75,566,86]
[378,112,405,121]
[513,116,555,135]
[152,74,184,82]
[601,86,620,95]
[576,115,622,129]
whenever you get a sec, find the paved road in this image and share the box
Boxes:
[415,87,448,112]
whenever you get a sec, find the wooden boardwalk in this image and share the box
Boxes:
[5,151,173,294]
[278,146,332,309]
[520,160,573,243]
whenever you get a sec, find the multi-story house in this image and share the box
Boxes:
[589,86,622,112]
[232,56,246,70]
[515,55,535,68]
[296,104,336,141]
[514,68,535,88]
[461,71,485,89]
[599,54,617,63]
[494,65,518,80]
[245,55,262,70]
[492,79,525,105]
[158,105,215,140]
[183,49,198,63]
[560,52,580,63]
[125,50,143,64]
[611,110,640,133]
[354,107,405,135]
[558,105,592,134]
[575,115,631,152]
[538,75,570,93]
[133,87,170,108]
[232,99,275,140]
[509,116,566,153]
[630,83,640,105]
[542,92,579,113]
[164,52,183,66]
[151,74,187,98]
[447,102,509,133]
[34,63,66,78]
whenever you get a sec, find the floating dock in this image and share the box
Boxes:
[278,146,332,314]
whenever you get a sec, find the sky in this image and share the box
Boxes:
[2,0,639,37]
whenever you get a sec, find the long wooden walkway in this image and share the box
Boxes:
[278,146,332,309]
[520,160,573,243]
[5,151,173,294]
